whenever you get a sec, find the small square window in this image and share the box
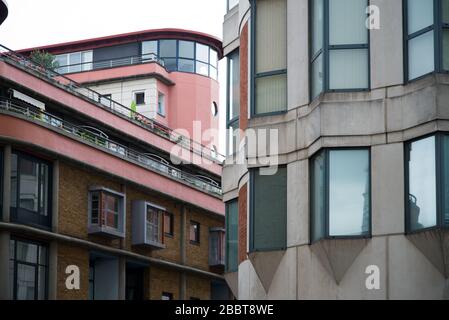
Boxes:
[190,221,200,244]
[134,92,145,105]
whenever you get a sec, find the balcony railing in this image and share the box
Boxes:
[0,98,222,196]
[0,44,225,163]
[56,53,165,74]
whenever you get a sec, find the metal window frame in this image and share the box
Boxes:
[250,0,288,117]
[225,199,239,273]
[404,132,449,234]
[309,0,371,102]
[309,147,372,243]
[249,166,288,253]
[404,0,449,82]
[10,237,49,300]
[10,150,53,230]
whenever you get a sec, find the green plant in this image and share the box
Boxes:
[30,50,59,70]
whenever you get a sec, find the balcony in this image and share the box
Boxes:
[131,200,166,249]
[0,44,225,163]
[0,98,222,196]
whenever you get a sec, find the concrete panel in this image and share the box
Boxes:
[238,259,267,300]
[321,100,385,136]
[287,0,309,109]
[372,143,405,236]
[248,250,285,292]
[267,247,297,299]
[389,235,445,299]
[387,86,438,132]
[370,0,404,89]
[287,160,309,247]
[223,6,240,52]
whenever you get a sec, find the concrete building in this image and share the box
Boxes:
[222,0,449,299]
[0,29,230,300]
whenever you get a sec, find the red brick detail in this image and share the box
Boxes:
[239,23,249,132]
[238,184,248,264]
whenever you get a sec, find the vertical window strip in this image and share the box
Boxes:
[252,0,288,116]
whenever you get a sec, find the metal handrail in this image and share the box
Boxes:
[0,44,225,163]
[0,98,222,196]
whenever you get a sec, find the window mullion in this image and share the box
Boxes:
[324,0,330,92]
[325,149,330,238]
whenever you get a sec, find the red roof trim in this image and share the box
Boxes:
[17,28,223,59]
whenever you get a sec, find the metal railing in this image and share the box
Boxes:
[0,44,225,163]
[0,98,222,196]
[57,53,165,74]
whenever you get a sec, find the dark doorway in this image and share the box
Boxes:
[125,265,144,300]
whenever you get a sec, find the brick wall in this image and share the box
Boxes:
[186,274,211,300]
[57,244,89,300]
[238,184,247,264]
[148,266,180,300]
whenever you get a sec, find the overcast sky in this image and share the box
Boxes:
[0,0,228,153]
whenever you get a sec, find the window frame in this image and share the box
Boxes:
[404,132,449,234]
[88,186,126,237]
[249,166,288,252]
[134,91,146,106]
[309,147,372,243]
[9,238,48,300]
[404,0,449,82]
[10,151,53,229]
[226,49,240,156]
[189,220,201,245]
[157,92,166,117]
[250,0,288,117]
[309,0,371,101]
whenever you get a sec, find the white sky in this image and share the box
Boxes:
[0,0,228,154]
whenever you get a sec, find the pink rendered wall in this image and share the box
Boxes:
[165,72,220,149]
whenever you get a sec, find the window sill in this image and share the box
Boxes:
[189,240,200,246]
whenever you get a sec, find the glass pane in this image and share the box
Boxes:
[443,135,449,226]
[329,0,368,45]
[178,58,194,72]
[329,49,369,90]
[311,151,326,242]
[55,55,68,73]
[81,51,93,71]
[39,246,47,265]
[444,0,449,23]
[164,213,172,234]
[159,40,177,58]
[69,52,81,73]
[311,53,323,99]
[17,264,36,300]
[408,136,437,231]
[162,58,177,71]
[10,153,17,208]
[255,73,287,114]
[179,41,194,59]
[210,66,218,80]
[39,164,49,216]
[226,200,238,272]
[329,150,370,237]
[196,43,209,63]
[196,61,209,76]
[443,29,449,71]
[311,0,323,56]
[256,0,287,73]
[407,0,434,35]
[227,120,240,156]
[17,241,38,263]
[9,260,14,299]
[142,41,158,57]
[408,30,435,80]
[228,51,240,121]
[210,49,218,68]
[252,167,287,251]
[38,266,46,300]
[19,157,39,213]
[9,239,15,259]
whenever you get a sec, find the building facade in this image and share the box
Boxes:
[222,0,449,299]
[0,28,229,300]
